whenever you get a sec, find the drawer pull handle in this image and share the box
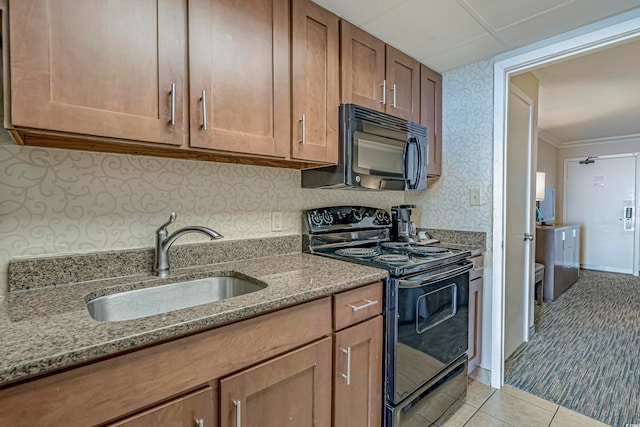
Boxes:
[169,83,176,126]
[340,347,352,385]
[391,83,397,107]
[201,90,208,130]
[233,399,241,427]
[379,80,386,105]
[195,418,204,427]
[300,114,306,145]
[349,299,378,312]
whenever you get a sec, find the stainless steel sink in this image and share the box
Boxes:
[87,276,266,322]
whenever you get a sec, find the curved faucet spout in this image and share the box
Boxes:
[164,226,224,250]
[153,213,224,277]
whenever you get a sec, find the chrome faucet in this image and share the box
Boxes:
[154,212,224,277]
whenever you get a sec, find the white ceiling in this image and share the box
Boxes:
[313,0,640,145]
[534,38,640,145]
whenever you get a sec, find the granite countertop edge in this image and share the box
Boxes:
[0,253,388,387]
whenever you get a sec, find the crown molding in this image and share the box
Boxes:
[557,132,640,148]
[537,129,561,147]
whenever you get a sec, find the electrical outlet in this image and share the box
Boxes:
[470,188,481,206]
[271,211,284,232]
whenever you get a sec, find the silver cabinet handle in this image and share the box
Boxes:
[201,90,208,130]
[340,347,351,385]
[300,114,306,145]
[195,418,204,427]
[233,399,241,427]
[349,299,378,312]
[379,80,386,104]
[392,83,397,107]
[169,83,176,126]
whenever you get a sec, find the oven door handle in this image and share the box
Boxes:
[397,261,473,288]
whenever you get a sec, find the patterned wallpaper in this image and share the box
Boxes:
[0,58,496,298]
[0,145,403,296]
[406,59,494,235]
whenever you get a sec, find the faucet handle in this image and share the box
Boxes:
[156,212,177,235]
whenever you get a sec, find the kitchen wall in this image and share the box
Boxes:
[406,58,495,370]
[0,144,403,297]
[555,136,640,221]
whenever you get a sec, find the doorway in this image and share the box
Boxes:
[491,14,640,389]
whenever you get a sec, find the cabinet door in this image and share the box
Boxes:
[420,65,443,177]
[468,277,483,372]
[333,316,382,427]
[385,46,420,122]
[108,387,215,427]
[291,0,340,164]
[189,0,289,158]
[9,0,187,147]
[220,338,332,427]
[340,21,386,112]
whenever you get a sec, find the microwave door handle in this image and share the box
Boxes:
[411,136,423,189]
[405,137,419,189]
[402,138,410,186]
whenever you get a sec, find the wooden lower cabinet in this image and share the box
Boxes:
[220,337,332,427]
[0,283,385,427]
[108,387,215,427]
[333,316,383,427]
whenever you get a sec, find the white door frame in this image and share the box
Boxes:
[563,153,640,276]
[491,12,640,389]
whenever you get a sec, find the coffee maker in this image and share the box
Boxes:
[391,205,417,242]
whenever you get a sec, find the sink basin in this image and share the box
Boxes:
[87,275,266,322]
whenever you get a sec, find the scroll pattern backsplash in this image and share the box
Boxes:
[0,145,403,296]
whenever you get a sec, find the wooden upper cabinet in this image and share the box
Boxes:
[220,337,332,427]
[291,0,340,164]
[188,0,290,158]
[340,21,386,112]
[9,0,188,147]
[340,21,419,122]
[420,64,443,176]
[386,46,420,122]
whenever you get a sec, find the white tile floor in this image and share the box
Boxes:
[436,371,610,427]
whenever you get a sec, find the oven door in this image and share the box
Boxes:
[386,261,471,404]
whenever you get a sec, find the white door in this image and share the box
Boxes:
[504,86,534,361]
[564,154,637,274]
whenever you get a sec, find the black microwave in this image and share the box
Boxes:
[301,104,427,191]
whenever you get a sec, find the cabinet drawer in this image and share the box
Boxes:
[108,387,215,427]
[333,282,383,330]
[469,255,484,281]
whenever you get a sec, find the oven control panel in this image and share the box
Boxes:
[305,206,391,232]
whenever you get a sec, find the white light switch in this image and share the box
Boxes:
[470,188,481,206]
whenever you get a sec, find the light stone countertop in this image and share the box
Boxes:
[0,252,387,387]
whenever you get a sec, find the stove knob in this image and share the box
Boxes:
[350,209,363,222]
[310,211,324,226]
[375,210,391,225]
[322,210,333,224]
